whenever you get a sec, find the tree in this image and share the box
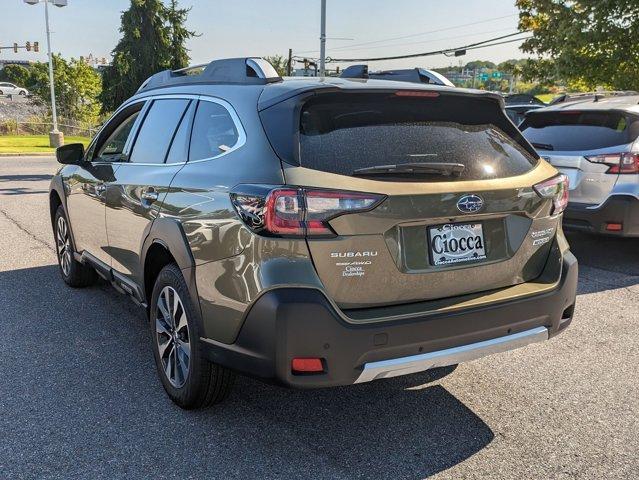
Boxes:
[0,64,31,86]
[2,55,102,125]
[464,60,496,71]
[517,0,639,90]
[100,0,196,112]
[166,0,197,70]
[263,55,289,76]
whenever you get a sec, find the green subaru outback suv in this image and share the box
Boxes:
[49,58,578,408]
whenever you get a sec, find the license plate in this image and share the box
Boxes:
[428,223,487,266]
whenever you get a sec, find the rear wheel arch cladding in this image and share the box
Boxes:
[141,218,202,320]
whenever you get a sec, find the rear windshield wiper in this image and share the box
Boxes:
[531,142,554,151]
[352,162,465,177]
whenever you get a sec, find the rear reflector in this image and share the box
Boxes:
[291,358,324,373]
[606,222,623,232]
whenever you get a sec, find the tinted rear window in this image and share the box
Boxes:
[189,101,239,161]
[297,93,537,181]
[521,111,639,151]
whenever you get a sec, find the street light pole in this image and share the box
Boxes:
[319,0,326,77]
[24,0,66,147]
[44,0,59,135]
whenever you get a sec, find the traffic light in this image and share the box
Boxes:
[26,41,31,52]
[13,43,18,53]
[33,41,39,53]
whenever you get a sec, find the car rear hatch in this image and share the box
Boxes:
[521,109,639,205]
[257,89,563,309]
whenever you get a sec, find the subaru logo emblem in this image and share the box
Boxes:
[457,194,484,214]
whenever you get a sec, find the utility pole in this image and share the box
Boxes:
[24,0,68,147]
[319,0,326,77]
[287,48,292,76]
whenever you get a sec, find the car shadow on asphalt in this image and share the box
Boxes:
[0,173,52,196]
[221,372,495,479]
[1,264,494,479]
[566,231,639,294]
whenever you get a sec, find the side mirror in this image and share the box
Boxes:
[56,143,85,165]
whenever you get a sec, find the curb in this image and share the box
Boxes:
[0,152,55,157]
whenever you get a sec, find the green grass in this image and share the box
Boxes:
[535,93,556,104]
[0,135,90,154]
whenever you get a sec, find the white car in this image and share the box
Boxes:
[0,82,29,97]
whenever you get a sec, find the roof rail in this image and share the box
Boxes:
[339,64,453,87]
[137,57,282,93]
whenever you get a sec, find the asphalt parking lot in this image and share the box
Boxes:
[0,156,637,480]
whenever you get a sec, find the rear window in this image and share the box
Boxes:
[521,111,639,151]
[295,93,537,181]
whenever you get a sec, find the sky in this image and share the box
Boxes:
[0,0,529,71]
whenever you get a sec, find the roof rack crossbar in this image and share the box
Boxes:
[137,57,282,93]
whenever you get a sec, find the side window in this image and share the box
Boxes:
[95,110,141,162]
[189,101,240,161]
[166,101,196,164]
[129,98,190,164]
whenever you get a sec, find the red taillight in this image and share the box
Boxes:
[263,189,304,236]
[534,174,569,215]
[585,153,639,174]
[231,187,385,238]
[291,358,324,373]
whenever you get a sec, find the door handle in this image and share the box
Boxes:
[141,188,159,202]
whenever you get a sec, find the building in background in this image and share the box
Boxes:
[0,59,32,71]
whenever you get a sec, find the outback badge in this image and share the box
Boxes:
[457,194,484,214]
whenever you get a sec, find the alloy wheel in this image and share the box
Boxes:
[55,215,72,277]
[155,286,191,388]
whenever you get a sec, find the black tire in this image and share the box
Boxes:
[54,205,97,287]
[150,263,235,409]
[19,90,26,96]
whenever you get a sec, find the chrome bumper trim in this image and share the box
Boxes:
[354,326,549,384]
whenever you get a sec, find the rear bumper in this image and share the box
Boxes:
[563,195,639,237]
[201,252,578,388]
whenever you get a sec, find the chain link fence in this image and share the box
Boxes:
[0,118,99,138]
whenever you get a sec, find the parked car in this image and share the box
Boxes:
[504,93,546,106]
[520,95,639,236]
[548,91,638,105]
[505,103,545,126]
[0,82,28,96]
[49,57,577,409]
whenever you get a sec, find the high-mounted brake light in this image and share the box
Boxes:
[230,187,385,238]
[534,174,569,215]
[585,153,639,174]
[394,90,440,98]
